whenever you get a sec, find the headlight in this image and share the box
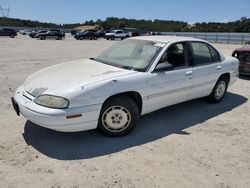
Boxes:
[35,95,69,109]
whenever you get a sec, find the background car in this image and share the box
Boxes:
[37,29,65,40]
[29,30,47,38]
[95,30,106,38]
[19,29,33,35]
[0,28,17,38]
[245,40,250,45]
[232,45,250,75]
[74,30,98,40]
[105,30,130,40]
[71,29,81,35]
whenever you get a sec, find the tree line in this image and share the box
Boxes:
[0,16,249,32]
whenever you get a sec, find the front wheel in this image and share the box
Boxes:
[40,36,46,40]
[98,96,139,136]
[207,77,229,103]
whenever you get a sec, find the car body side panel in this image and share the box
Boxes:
[190,56,238,100]
[143,68,193,114]
[69,72,148,109]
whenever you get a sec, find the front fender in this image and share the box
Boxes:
[69,72,148,108]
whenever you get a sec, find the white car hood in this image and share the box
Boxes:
[24,59,135,97]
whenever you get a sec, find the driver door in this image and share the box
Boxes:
[145,42,193,113]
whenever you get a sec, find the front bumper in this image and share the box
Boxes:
[12,86,101,132]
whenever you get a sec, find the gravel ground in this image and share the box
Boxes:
[0,35,249,188]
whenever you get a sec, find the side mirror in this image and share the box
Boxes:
[154,62,173,72]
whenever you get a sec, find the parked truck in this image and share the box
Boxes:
[105,30,129,40]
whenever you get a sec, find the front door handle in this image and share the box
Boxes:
[216,65,222,70]
[185,71,193,76]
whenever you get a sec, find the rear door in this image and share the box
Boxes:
[189,41,223,99]
[48,31,57,39]
[115,31,124,38]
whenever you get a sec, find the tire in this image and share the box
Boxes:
[9,34,15,38]
[111,36,115,40]
[80,36,83,40]
[98,96,139,136]
[57,36,62,40]
[40,36,46,40]
[94,36,97,40]
[206,76,229,103]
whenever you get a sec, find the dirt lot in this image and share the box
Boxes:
[0,35,249,188]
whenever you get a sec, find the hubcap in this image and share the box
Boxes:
[215,81,226,100]
[102,106,131,133]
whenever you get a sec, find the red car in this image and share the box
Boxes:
[232,45,250,75]
[245,41,250,45]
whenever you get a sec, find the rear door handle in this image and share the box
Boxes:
[185,71,193,76]
[216,65,222,70]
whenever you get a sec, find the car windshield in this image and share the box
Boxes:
[95,39,164,71]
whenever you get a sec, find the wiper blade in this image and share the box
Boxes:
[90,58,137,71]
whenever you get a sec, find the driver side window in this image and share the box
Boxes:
[161,42,188,69]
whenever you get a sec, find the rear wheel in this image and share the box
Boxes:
[207,77,229,103]
[9,34,15,38]
[111,36,115,40]
[98,96,139,136]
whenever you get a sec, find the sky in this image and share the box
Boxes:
[0,0,250,24]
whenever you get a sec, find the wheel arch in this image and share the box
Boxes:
[218,72,230,84]
[102,91,143,114]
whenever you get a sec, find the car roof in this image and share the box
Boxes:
[113,30,123,32]
[234,45,250,52]
[130,35,207,44]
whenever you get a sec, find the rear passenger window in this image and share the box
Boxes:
[190,42,213,65]
[208,45,221,62]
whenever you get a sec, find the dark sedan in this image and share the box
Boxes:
[74,30,97,40]
[0,28,17,38]
[29,30,47,38]
[37,30,65,40]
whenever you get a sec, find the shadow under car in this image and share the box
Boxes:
[22,92,247,160]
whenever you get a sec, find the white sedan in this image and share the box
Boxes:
[12,36,239,136]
